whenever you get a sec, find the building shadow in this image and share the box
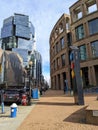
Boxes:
[63,106,88,124]
[36,101,75,106]
[0,115,10,118]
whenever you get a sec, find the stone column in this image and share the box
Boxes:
[52,76,55,90]
[92,66,96,86]
[88,67,92,85]
[60,73,64,90]
[96,0,98,10]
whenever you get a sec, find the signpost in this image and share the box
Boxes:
[70,46,84,105]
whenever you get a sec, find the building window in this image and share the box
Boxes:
[55,28,59,39]
[86,0,97,14]
[59,23,63,33]
[79,45,87,60]
[57,57,60,68]
[56,42,59,53]
[73,6,82,22]
[66,23,69,30]
[53,60,56,70]
[77,12,82,19]
[51,62,53,73]
[66,17,70,30]
[61,54,65,66]
[75,24,84,40]
[60,37,64,49]
[88,18,98,35]
[67,32,71,46]
[53,46,55,56]
[91,41,98,58]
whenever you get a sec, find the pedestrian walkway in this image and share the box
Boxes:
[17,90,98,130]
[0,103,36,130]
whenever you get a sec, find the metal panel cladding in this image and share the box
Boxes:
[14,14,30,39]
[29,22,35,38]
[1,25,13,38]
[14,14,29,27]
[3,16,13,26]
[1,16,13,38]
[15,25,30,39]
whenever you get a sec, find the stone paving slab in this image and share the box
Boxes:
[0,101,36,130]
[86,100,98,110]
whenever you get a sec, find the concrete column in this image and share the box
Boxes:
[92,66,96,86]
[82,2,88,16]
[85,22,89,38]
[59,55,62,69]
[52,76,55,89]
[71,29,76,43]
[60,73,63,90]
[86,43,89,59]
[86,43,92,59]
[81,3,85,17]
[70,11,73,24]
[88,66,96,86]
[56,75,58,90]
[96,0,98,10]
[54,75,56,90]
[58,74,61,90]
[88,67,92,85]
[88,42,92,59]
[66,70,71,89]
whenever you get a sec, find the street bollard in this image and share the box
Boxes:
[10,103,17,118]
[1,102,4,114]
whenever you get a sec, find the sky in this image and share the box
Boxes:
[0,0,77,84]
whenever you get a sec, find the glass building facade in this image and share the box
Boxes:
[79,45,87,60]
[1,13,35,67]
[31,50,42,87]
[75,24,84,40]
[1,13,35,51]
[88,18,98,35]
[91,41,98,58]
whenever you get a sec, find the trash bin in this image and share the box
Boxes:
[32,88,39,99]
[10,103,17,118]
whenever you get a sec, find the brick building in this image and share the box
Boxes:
[70,0,98,87]
[50,14,71,90]
[50,0,98,90]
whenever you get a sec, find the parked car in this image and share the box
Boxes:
[3,89,21,103]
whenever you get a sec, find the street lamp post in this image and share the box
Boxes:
[1,43,5,113]
[28,61,32,104]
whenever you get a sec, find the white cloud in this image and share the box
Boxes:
[0,0,77,82]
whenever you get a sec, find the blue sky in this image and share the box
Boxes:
[0,0,77,83]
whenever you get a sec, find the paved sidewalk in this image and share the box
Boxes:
[0,102,36,130]
[17,90,98,130]
[0,90,98,130]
